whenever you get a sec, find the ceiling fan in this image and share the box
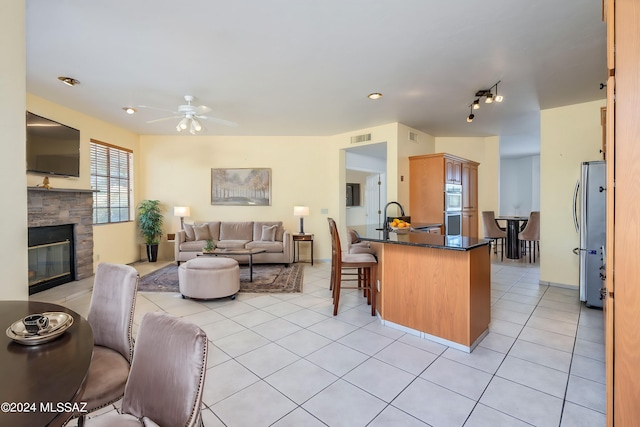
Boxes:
[140,95,238,134]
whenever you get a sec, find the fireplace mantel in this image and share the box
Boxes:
[28,187,97,193]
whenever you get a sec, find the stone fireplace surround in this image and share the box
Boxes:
[27,187,94,288]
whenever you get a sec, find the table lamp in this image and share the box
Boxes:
[293,206,310,234]
[173,206,191,230]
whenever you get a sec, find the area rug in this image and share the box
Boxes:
[138,263,304,293]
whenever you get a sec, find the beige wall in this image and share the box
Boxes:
[435,136,500,237]
[138,134,336,261]
[26,95,142,269]
[540,99,605,287]
[1,0,28,299]
[398,124,436,215]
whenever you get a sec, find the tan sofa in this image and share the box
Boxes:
[175,221,293,265]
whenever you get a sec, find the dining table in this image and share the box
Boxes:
[0,300,93,427]
[496,216,529,259]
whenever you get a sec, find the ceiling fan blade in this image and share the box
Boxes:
[146,115,182,124]
[138,105,179,114]
[198,115,238,127]
[195,105,212,115]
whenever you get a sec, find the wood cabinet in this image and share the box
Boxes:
[462,162,478,211]
[377,242,490,349]
[445,157,462,184]
[410,153,479,238]
[462,211,478,240]
[606,0,640,424]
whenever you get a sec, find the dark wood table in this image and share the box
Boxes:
[198,248,267,282]
[0,301,93,427]
[496,216,529,259]
[293,233,314,266]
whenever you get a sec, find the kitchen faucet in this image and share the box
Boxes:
[383,201,405,238]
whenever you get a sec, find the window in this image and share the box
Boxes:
[90,139,133,224]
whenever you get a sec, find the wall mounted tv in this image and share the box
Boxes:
[26,112,81,177]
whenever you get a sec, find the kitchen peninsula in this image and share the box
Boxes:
[353,225,491,352]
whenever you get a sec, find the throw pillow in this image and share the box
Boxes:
[194,224,212,241]
[261,225,277,241]
[183,223,195,241]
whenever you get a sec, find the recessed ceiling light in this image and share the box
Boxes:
[57,76,80,87]
[368,93,383,100]
[122,107,137,114]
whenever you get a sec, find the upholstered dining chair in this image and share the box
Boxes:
[328,218,378,316]
[75,263,139,427]
[519,211,540,263]
[347,229,374,254]
[482,211,507,261]
[84,312,208,427]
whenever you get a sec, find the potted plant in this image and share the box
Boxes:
[137,200,164,262]
[203,239,216,254]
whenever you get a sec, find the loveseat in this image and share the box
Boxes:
[174,221,293,265]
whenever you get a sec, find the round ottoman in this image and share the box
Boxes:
[178,257,240,300]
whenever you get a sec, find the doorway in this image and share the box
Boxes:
[345,142,387,228]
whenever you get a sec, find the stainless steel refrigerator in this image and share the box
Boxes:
[573,161,606,308]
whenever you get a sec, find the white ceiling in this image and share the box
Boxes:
[25,0,606,158]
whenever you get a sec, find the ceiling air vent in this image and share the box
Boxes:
[408,131,419,143]
[350,133,372,144]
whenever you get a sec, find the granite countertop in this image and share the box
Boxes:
[352,223,490,251]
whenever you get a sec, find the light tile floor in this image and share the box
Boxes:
[35,256,606,427]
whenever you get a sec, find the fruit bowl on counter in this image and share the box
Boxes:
[389,218,411,233]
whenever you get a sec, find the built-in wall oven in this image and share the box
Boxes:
[444,183,462,236]
[445,184,462,212]
[445,211,462,236]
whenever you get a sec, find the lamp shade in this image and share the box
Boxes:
[174,206,191,217]
[293,206,310,216]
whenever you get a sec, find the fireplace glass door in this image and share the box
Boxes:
[28,241,72,288]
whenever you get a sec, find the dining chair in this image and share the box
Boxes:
[84,312,208,427]
[75,263,139,427]
[328,218,378,316]
[482,211,507,260]
[519,211,540,263]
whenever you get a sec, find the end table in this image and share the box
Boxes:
[293,233,314,265]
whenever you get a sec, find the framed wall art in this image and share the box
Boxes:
[211,168,272,206]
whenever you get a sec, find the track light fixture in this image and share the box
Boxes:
[466,105,475,123]
[466,80,503,123]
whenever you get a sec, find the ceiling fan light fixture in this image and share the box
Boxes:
[58,76,80,87]
[178,117,189,130]
[191,118,202,132]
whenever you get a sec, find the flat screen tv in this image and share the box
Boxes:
[26,112,81,177]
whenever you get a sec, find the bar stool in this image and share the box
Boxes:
[328,218,378,316]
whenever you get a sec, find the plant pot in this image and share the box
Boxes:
[146,244,159,263]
